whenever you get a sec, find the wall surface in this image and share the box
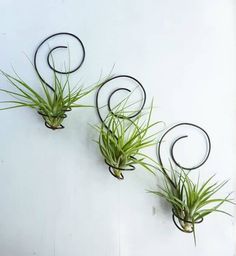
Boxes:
[0,0,235,255]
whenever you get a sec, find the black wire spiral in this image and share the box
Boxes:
[96,75,146,179]
[33,32,85,130]
[34,32,85,91]
[157,122,211,231]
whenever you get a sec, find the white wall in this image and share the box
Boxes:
[0,0,235,255]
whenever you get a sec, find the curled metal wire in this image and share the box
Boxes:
[37,108,72,130]
[34,32,85,91]
[96,75,146,179]
[158,122,211,172]
[96,75,146,126]
[172,209,203,233]
[105,159,136,180]
[33,32,85,129]
[157,122,211,232]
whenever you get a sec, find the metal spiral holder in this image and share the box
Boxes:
[96,75,146,180]
[34,32,85,130]
[157,122,211,232]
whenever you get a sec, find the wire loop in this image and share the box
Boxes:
[34,32,85,91]
[158,122,211,172]
[96,75,146,179]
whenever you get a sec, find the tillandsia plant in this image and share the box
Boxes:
[0,69,100,130]
[94,100,161,180]
[148,123,235,244]
[150,166,234,244]
[0,32,106,130]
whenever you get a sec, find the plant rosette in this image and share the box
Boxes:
[150,167,234,244]
[0,70,101,130]
[95,101,161,180]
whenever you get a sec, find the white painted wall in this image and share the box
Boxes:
[0,0,235,255]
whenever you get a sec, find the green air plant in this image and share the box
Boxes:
[95,101,161,180]
[0,69,100,130]
[150,166,234,244]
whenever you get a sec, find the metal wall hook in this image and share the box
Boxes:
[96,75,146,179]
[156,123,211,232]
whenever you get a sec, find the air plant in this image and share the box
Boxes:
[150,165,234,244]
[0,69,100,130]
[94,100,161,179]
